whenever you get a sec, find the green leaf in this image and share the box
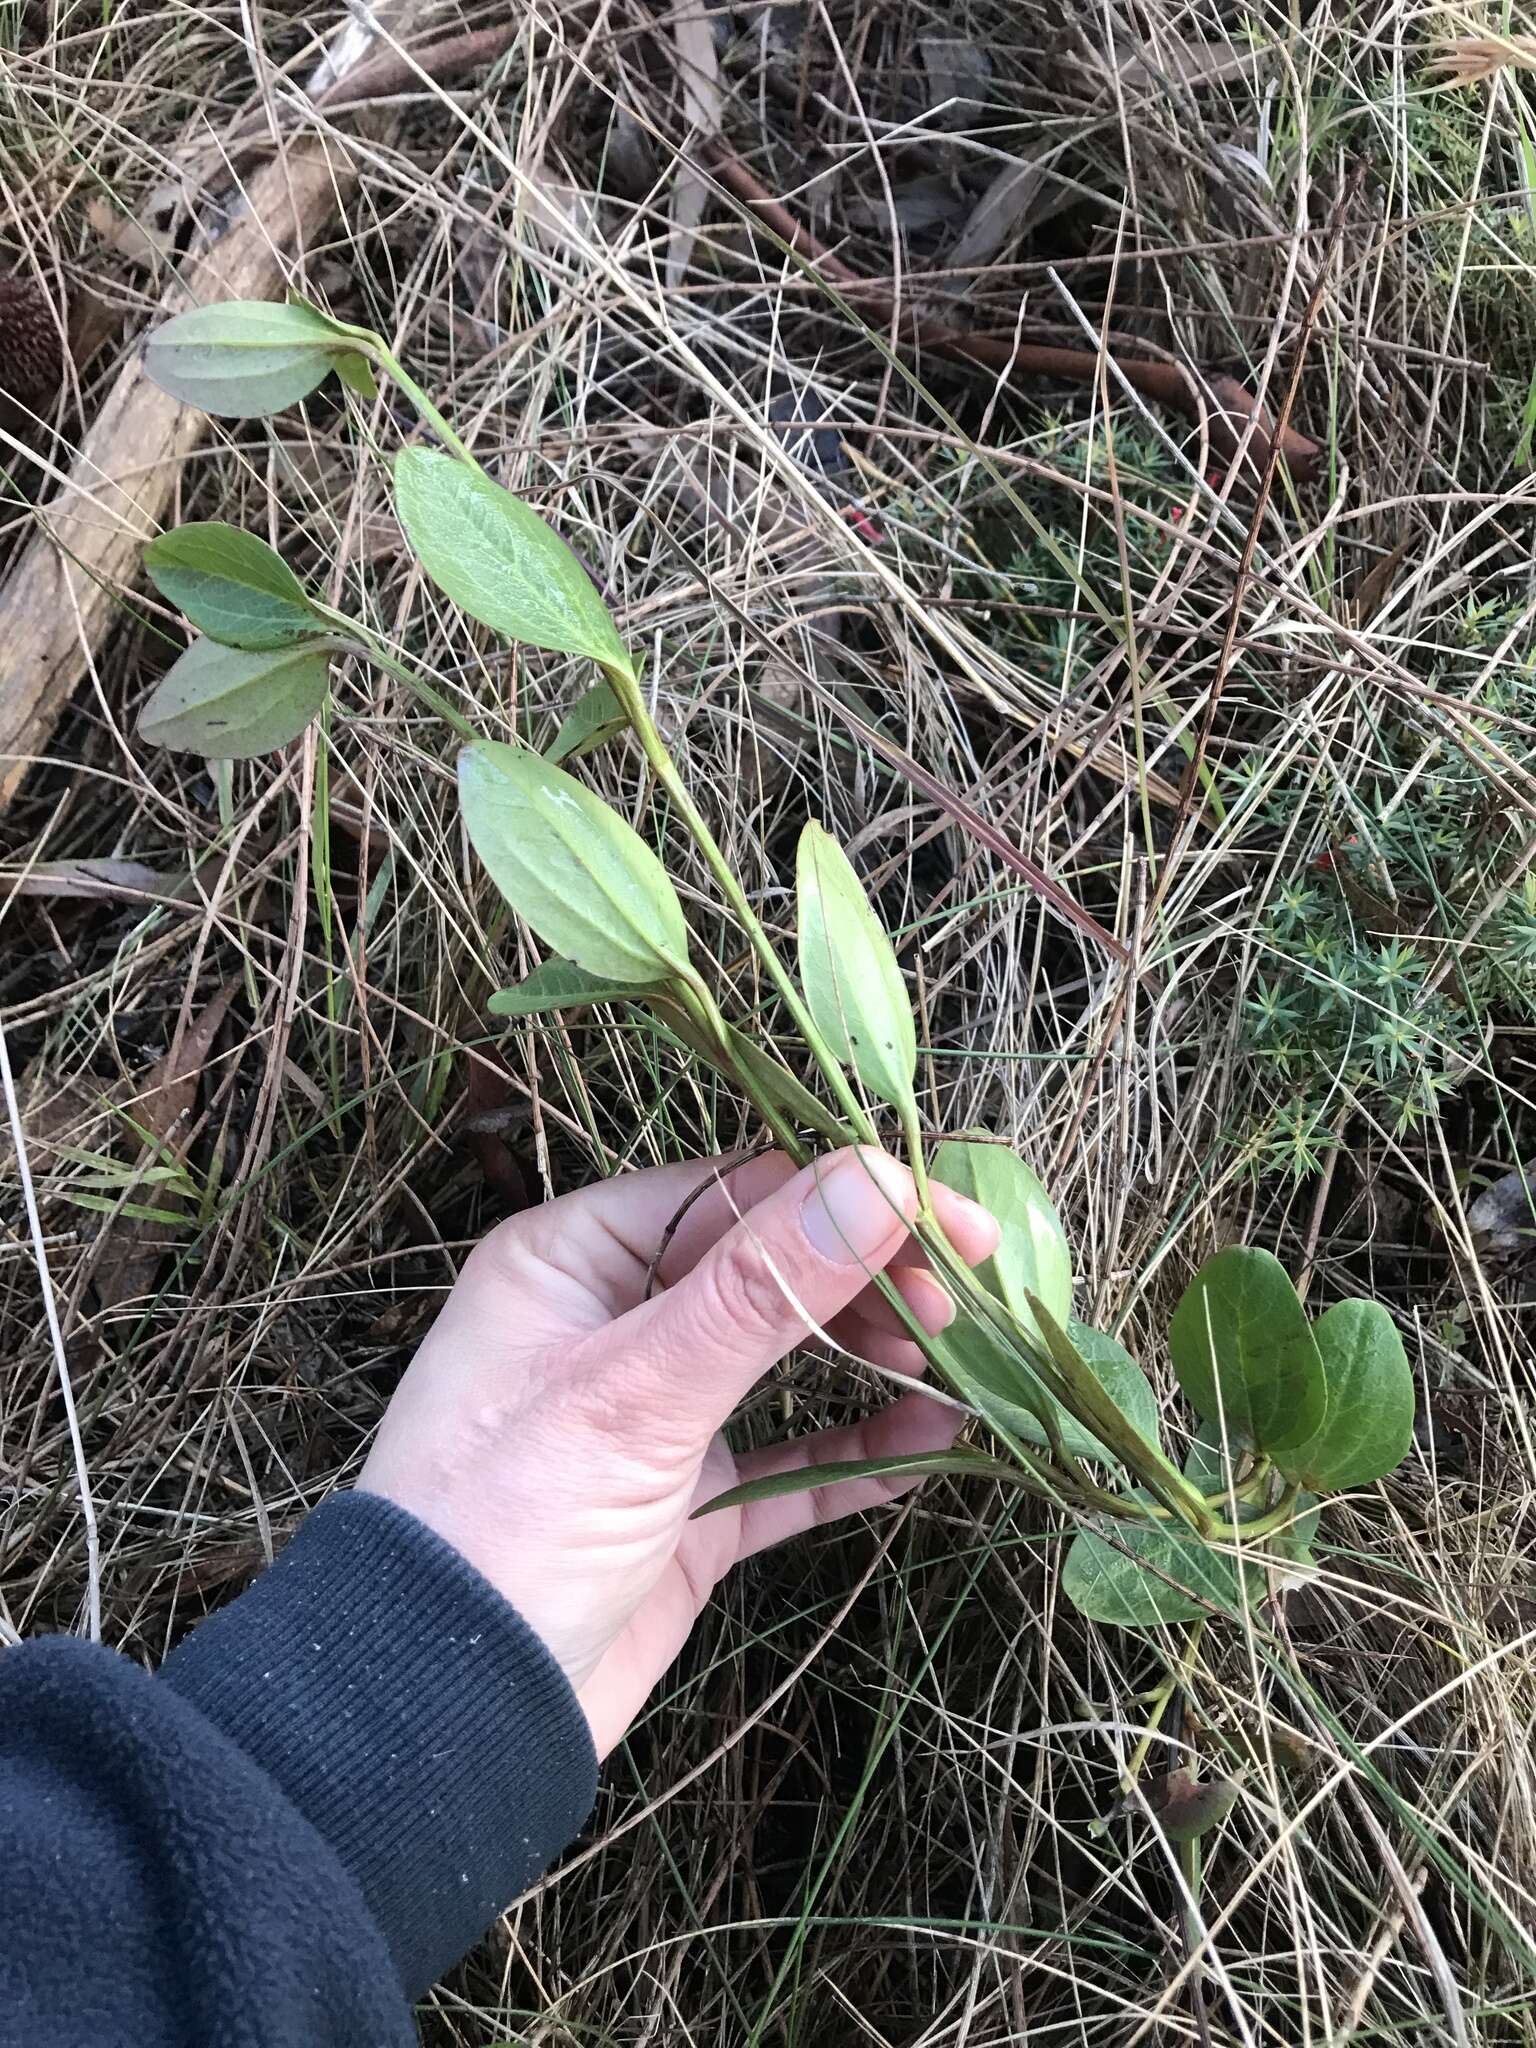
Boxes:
[720,1027,849,1145]
[796,821,917,1115]
[931,1138,1071,1334]
[1151,1770,1242,1842]
[1182,1419,1234,1496]
[1169,1247,1326,1473]
[1063,1433,1323,1627]
[489,958,670,1017]
[331,350,378,398]
[924,1321,1046,1452]
[142,300,355,416]
[46,1143,192,1190]
[651,1005,850,1146]
[1286,1299,1415,1490]
[139,636,331,757]
[547,678,627,764]
[925,1310,1122,1458]
[393,448,632,671]
[692,1446,1021,1518]
[60,1165,189,1193]
[144,523,317,650]
[1287,1496,1321,1560]
[61,1193,191,1225]
[930,1316,1157,1463]
[458,741,690,983]
[1067,1323,1162,1452]
[1030,1296,1202,1516]
[928,1136,1117,1457]
[1062,1503,1242,1626]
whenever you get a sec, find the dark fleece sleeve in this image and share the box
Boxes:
[0,1492,597,2048]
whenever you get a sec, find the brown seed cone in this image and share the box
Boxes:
[0,274,65,407]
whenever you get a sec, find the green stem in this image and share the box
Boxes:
[1180,1831,1204,1975]
[601,660,881,1149]
[672,977,807,1163]
[1095,1618,1207,1830]
[367,345,478,466]
[1196,1458,1273,1512]
[312,608,478,742]
[898,1096,935,1218]
[1206,1482,1301,1545]
[664,995,1110,1515]
[1238,1454,1273,1500]
[363,347,863,1146]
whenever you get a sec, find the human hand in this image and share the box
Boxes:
[358,1147,998,1757]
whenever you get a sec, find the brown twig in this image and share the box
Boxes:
[700,142,1323,484]
[313,22,519,111]
[213,21,524,168]
[0,6,446,810]
[812,692,1133,966]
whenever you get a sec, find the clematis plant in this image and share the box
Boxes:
[135,298,1415,1817]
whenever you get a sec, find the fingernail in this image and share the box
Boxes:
[894,1266,957,1334]
[801,1150,914,1265]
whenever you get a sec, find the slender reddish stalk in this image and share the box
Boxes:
[701,141,1323,483]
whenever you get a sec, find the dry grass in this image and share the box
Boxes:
[3,0,1536,2041]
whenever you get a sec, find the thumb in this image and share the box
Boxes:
[611,1147,920,1436]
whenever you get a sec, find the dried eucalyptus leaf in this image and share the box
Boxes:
[1152,1770,1242,1843]
[1467,1159,1536,1265]
[139,636,331,757]
[796,821,917,1115]
[144,523,316,650]
[458,741,690,983]
[143,300,353,416]
[394,448,632,672]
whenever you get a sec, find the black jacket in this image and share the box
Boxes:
[0,1492,597,2046]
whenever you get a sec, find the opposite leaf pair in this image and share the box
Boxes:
[139,525,336,758]
[141,300,636,763]
[1065,1248,1414,1626]
[1170,1247,1415,1493]
[134,293,1420,1643]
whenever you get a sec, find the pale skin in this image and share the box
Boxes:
[360,1147,999,1758]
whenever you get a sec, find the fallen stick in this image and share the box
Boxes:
[1,20,1320,811]
[0,6,452,812]
[211,21,523,173]
[701,141,1323,484]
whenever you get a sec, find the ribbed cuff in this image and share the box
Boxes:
[161,1491,597,1996]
